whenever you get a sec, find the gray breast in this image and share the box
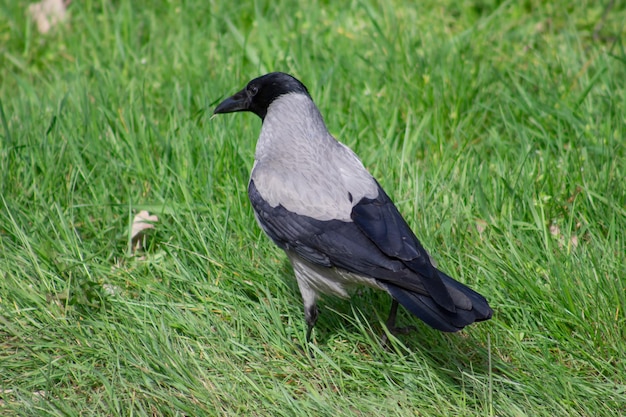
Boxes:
[250,94,378,222]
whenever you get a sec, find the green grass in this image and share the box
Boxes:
[1,0,625,415]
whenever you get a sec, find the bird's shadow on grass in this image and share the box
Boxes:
[276,258,494,385]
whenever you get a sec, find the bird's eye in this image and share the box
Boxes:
[249,85,259,96]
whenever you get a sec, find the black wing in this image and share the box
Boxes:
[248,179,492,330]
[350,184,456,311]
[249,181,409,279]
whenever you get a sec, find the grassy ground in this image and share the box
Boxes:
[1,0,625,415]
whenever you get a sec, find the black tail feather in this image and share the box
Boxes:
[382,270,492,332]
[437,270,493,321]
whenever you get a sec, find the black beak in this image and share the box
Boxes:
[213,88,249,115]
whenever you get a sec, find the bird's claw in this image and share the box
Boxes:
[381,325,417,349]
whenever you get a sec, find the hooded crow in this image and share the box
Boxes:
[214,72,492,344]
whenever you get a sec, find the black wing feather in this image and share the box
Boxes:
[248,179,492,328]
[249,179,448,295]
[351,184,456,311]
[250,181,408,279]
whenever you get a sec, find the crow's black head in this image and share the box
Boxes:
[214,72,310,120]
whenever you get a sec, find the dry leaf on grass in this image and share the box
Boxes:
[28,0,71,34]
[131,210,158,253]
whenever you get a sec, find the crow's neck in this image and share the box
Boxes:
[255,93,331,163]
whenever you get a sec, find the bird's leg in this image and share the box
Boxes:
[291,258,319,346]
[304,303,319,344]
[381,300,416,346]
[385,299,400,329]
